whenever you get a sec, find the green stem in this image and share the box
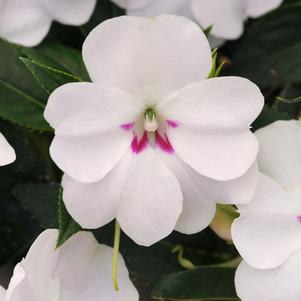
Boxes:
[112,219,121,291]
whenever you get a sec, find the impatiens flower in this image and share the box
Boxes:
[232,120,301,269]
[0,229,138,301]
[111,0,283,45]
[232,120,301,300]
[44,15,263,246]
[0,133,16,166]
[0,0,96,47]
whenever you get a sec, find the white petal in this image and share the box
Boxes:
[83,15,212,103]
[55,232,139,301]
[157,77,264,129]
[62,153,131,229]
[112,0,151,10]
[117,148,183,246]
[232,173,301,269]
[40,0,96,25]
[191,0,246,39]
[126,0,194,20]
[167,127,258,181]
[246,0,283,18]
[45,82,144,136]
[6,230,60,301]
[0,286,5,301]
[200,162,259,205]
[256,120,301,190]
[235,251,301,301]
[161,154,216,234]
[0,133,16,166]
[50,129,131,183]
[0,0,51,47]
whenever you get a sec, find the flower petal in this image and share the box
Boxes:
[0,0,51,47]
[44,82,144,136]
[55,232,139,301]
[6,230,60,301]
[40,0,96,25]
[200,162,258,205]
[50,129,130,183]
[62,154,131,229]
[83,15,212,103]
[126,0,194,20]
[158,77,264,129]
[191,0,246,39]
[112,0,152,10]
[0,133,16,166]
[161,154,216,234]
[256,120,301,190]
[246,0,283,18]
[117,148,183,246]
[0,286,5,301]
[235,251,301,301]
[167,127,258,181]
[232,174,301,269]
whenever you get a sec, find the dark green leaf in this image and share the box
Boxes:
[57,187,81,247]
[0,39,50,131]
[152,267,238,301]
[12,183,59,229]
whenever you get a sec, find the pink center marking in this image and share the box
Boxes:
[121,122,135,131]
[166,119,179,128]
[155,131,174,154]
[131,131,148,154]
[297,216,301,223]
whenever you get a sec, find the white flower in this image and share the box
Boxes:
[0,0,96,47]
[112,0,283,44]
[0,133,16,166]
[44,15,263,246]
[232,120,301,300]
[0,229,138,301]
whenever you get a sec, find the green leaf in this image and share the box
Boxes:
[0,39,51,131]
[57,187,81,247]
[152,267,238,301]
[224,3,301,87]
[12,183,59,229]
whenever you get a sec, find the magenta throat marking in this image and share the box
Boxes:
[297,216,301,223]
[121,122,135,131]
[166,119,179,128]
[155,131,174,154]
[131,131,148,154]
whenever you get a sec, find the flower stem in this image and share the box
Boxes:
[112,219,121,291]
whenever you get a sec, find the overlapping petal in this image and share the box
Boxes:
[191,0,245,39]
[55,232,139,301]
[40,0,96,25]
[161,154,216,234]
[0,133,16,166]
[0,286,5,301]
[0,0,51,47]
[232,173,301,269]
[117,148,183,246]
[112,0,152,10]
[256,120,301,190]
[83,15,212,103]
[62,154,131,229]
[235,250,301,301]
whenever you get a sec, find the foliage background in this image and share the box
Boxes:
[0,0,300,300]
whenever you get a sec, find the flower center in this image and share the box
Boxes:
[144,108,158,132]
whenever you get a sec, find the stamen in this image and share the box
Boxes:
[112,219,121,291]
[144,108,158,132]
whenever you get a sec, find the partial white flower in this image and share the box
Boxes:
[235,251,301,301]
[0,229,138,301]
[0,133,16,166]
[0,0,96,47]
[44,15,263,246]
[232,120,301,269]
[112,0,283,43]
